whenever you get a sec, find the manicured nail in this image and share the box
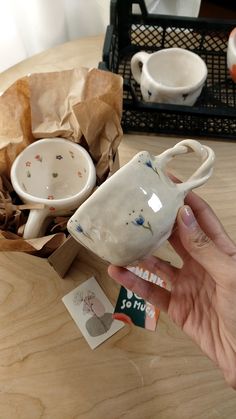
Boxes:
[180,206,197,227]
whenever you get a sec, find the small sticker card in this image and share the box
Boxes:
[113,266,167,331]
[62,277,124,349]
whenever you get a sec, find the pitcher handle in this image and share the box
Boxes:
[156,139,215,196]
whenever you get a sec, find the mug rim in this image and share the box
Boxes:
[143,47,208,92]
[10,137,96,208]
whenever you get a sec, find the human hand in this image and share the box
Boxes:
[108,192,236,388]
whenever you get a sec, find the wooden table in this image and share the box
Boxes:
[0,35,236,419]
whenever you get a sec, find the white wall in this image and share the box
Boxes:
[0,0,201,72]
[0,0,111,72]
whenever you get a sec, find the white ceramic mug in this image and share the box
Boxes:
[131,48,208,105]
[67,139,215,266]
[227,27,236,82]
[10,138,96,239]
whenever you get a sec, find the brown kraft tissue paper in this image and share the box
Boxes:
[0,67,123,257]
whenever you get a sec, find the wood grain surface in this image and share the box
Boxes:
[0,36,236,419]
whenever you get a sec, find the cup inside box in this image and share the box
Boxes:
[0,67,123,271]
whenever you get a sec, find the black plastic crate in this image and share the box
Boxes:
[99,0,236,139]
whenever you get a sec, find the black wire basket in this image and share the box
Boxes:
[99,0,236,139]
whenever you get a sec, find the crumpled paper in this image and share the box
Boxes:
[0,67,123,256]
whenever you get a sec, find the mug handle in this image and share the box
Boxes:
[23,208,50,239]
[156,139,215,196]
[131,51,150,84]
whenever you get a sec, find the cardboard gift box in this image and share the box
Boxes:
[0,67,123,275]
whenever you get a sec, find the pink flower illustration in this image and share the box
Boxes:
[35,154,42,162]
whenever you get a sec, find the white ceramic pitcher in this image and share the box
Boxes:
[68,139,215,266]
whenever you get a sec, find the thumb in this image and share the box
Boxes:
[177,205,230,276]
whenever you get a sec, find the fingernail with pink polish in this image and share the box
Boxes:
[180,206,197,227]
